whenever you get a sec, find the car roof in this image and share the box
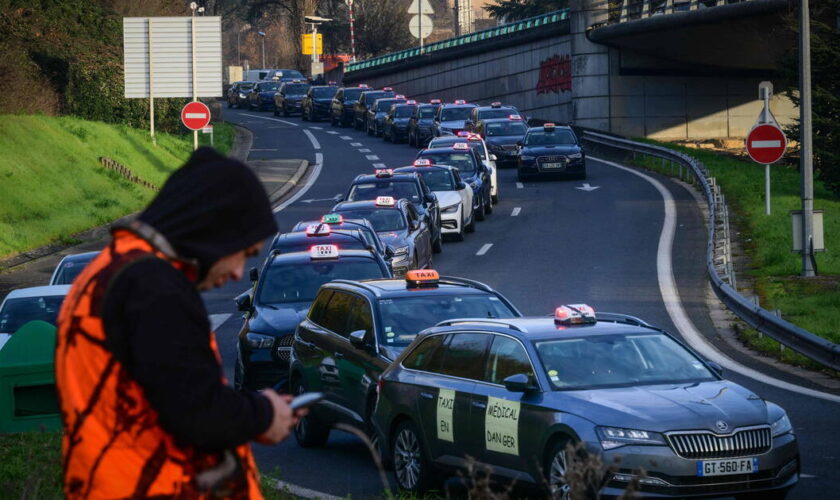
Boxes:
[352,172,420,183]
[267,249,380,266]
[475,105,516,111]
[293,218,374,231]
[3,285,72,300]
[274,230,364,243]
[420,146,478,156]
[441,103,477,108]
[58,251,99,263]
[480,117,525,124]
[333,199,408,211]
[393,165,455,175]
[328,276,499,299]
[527,124,574,132]
[428,316,660,342]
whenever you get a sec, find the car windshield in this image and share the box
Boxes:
[52,256,97,285]
[524,129,577,146]
[348,180,421,204]
[416,170,455,191]
[486,121,528,137]
[258,259,385,305]
[536,333,717,390]
[479,109,515,120]
[334,208,406,232]
[285,84,309,94]
[0,295,65,334]
[376,101,394,112]
[395,106,415,118]
[364,91,390,103]
[419,153,476,176]
[440,107,472,122]
[418,107,436,118]
[312,87,336,98]
[272,233,369,253]
[378,294,516,347]
[260,82,279,91]
[344,89,363,100]
[239,83,254,91]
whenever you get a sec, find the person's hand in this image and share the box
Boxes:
[256,390,296,444]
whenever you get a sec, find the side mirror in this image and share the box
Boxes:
[234,291,252,312]
[424,193,436,204]
[490,154,498,161]
[385,245,396,258]
[456,181,467,190]
[707,361,724,377]
[503,373,535,393]
[349,329,367,348]
[249,267,259,283]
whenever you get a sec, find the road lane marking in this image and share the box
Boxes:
[372,163,386,168]
[359,148,371,153]
[476,243,493,256]
[366,155,380,160]
[340,135,353,140]
[308,126,322,130]
[589,156,840,404]
[801,474,817,478]
[516,182,524,189]
[274,152,323,213]
[209,313,232,331]
[250,149,278,152]
[326,130,339,135]
[511,207,521,217]
[241,114,298,127]
[303,130,321,150]
[351,142,363,147]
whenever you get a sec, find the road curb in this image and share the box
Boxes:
[268,160,310,206]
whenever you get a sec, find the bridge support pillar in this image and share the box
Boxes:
[571,0,610,132]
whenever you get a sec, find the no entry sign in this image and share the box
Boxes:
[746,123,786,164]
[181,101,211,131]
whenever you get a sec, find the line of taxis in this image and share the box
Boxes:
[228,82,801,498]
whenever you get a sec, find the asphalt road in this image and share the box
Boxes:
[203,105,840,499]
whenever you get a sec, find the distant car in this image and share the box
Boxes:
[301,85,338,121]
[474,116,529,167]
[355,89,396,131]
[247,81,281,111]
[467,102,523,131]
[227,81,256,108]
[50,251,99,285]
[367,97,407,137]
[518,123,586,181]
[290,216,394,266]
[331,85,370,127]
[375,307,799,496]
[394,161,475,241]
[233,246,391,391]
[274,81,311,116]
[383,101,418,143]
[290,270,521,449]
[0,285,71,351]
[417,143,493,222]
[433,101,478,137]
[430,133,499,204]
[260,68,307,82]
[331,198,434,275]
[408,100,442,148]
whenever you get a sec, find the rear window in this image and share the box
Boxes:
[271,233,369,253]
[419,152,476,176]
[334,208,406,232]
[258,258,385,305]
[0,295,66,334]
[486,121,527,137]
[284,84,309,94]
[348,180,421,204]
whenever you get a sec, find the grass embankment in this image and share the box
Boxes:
[634,143,840,370]
[0,115,234,260]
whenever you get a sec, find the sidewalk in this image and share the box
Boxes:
[0,124,308,299]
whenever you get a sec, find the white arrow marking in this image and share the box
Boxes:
[751,140,781,148]
[576,183,601,192]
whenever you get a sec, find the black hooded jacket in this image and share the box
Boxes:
[102,148,279,451]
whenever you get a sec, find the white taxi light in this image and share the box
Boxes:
[454,99,467,105]
[456,131,470,137]
[430,99,442,104]
[305,223,331,236]
[413,159,433,167]
[491,101,502,108]
[509,114,522,121]
[544,122,556,131]
[310,244,339,259]
[375,168,394,178]
[453,143,470,151]
[383,87,393,91]
[359,83,370,88]
[406,100,417,105]
[396,94,406,99]
[375,196,396,207]
[554,304,597,325]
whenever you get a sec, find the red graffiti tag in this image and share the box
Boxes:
[536,55,571,95]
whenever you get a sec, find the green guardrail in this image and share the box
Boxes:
[346,8,571,73]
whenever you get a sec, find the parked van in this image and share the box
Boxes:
[244,68,307,82]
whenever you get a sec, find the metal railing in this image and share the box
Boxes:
[605,0,756,24]
[345,9,570,73]
[581,131,840,372]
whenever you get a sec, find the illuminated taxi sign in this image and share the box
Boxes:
[429,99,442,104]
[396,94,406,99]
[328,81,337,85]
[491,102,502,108]
[544,122,556,131]
[452,143,470,151]
[467,133,482,142]
[359,83,370,88]
[456,131,471,137]
[375,196,396,207]
[554,304,596,325]
[310,244,339,259]
[413,159,433,167]
[509,114,522,121]
[375,168,394,178]
[406,269,440,288]
[405,100,417,105]
[305,223,330,236]
[453,99,467,105]
[321,213,343,224]
[383,87,393,91]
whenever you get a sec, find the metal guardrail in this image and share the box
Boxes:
[345,9,570,73]
[604,0,757,24]
[581,131,840,372]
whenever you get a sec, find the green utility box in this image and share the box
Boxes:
[0,321,61,433]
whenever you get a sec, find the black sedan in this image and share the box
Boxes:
[518,123,585,181]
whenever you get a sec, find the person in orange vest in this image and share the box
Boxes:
[56,147,299,499]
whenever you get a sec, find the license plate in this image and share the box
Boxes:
[697,457,758,477]
[542,162,564,169]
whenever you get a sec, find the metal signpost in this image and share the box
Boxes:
[745,82,786,216]
[346,0,356,63]
[407,0,434,53]
[799,0,815,277]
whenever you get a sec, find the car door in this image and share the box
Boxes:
[417,177,439,234]
[453,170,473,221]
[311,290,356,418]
[406,204,431,268]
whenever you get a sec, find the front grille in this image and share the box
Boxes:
[502,145,517,151]
[666,426,772,459]
[273,335,294,362]
[538,155,568,164]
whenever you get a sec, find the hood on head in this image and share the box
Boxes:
[138,147,278,280]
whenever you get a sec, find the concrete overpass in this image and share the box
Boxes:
[341,0,796,140]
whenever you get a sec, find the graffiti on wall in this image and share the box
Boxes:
[536,54,571,95]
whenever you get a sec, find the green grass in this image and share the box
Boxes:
[0,115,235,260]
[0,431,63,499]
[632,143,840,369]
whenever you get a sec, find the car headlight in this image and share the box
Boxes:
[393,245,409,256]
[244,332,274,349]
[771,414,793,436]
[568,152,583,159]
[239,93,247,98]
[596,426,667,450]
[442,203,461,214]
[520,155,535,161]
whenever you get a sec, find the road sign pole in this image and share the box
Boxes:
[800,0,815,277]
[191,12,198,150]
[148,18,156,145]
[765,164,771,215]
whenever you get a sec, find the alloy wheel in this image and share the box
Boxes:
[394,428,422,489]
[548,447,571,500]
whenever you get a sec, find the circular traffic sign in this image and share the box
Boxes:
[409,15,433,39]
[181,101,212,131]
[746,123,786,164]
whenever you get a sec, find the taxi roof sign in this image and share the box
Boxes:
[375,196,396,206]
[321,213,343,224]
[491,102,502,108]
[305,223,330,236]
[554,304,596,325]
[406,269,440,288]
[452,142,470,151]
[467,133,482,141]
[453,99,467,105]
[375,168,394,177]
[359,83,370,88]
[396,94,406,99]
[456,131,471,137]
[509,114,522,121]
[429,99,442,104]
[310,244,339,259]
[383,87,393,91]
[328,81,337,85]
[406,99,417,105]
[544,122,556,131]
[413,159,433,167]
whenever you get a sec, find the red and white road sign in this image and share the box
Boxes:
[746,123,786,164]
[181,101,211,130]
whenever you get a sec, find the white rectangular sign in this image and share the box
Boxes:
[124,16,222,98]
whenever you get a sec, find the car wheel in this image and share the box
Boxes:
[465,210,476,233]
[546,440,572,500]
[393,420,437,492]
[384,129,391,142]
[293,380,330,448]
[330,114,337,126]
[408,131,415,147]
[475,201,486,221]
[367,123,374,136]
[517,171,528,183]
[484,191,493,215]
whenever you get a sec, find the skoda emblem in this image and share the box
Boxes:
[715,420,729,432]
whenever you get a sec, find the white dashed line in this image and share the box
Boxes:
[303,130,321,150]
[308,126,322,130]
[350,143,363,147]
[241,114,298,127]
[366,155,380,161]
[340,136,353,140]
[209,313,232,331]
[516,182,524,189]
[372,163,387,168]
[326,130,339,135]
[359,148,371,153]
[476,243,493,256]
[511,207,521,217]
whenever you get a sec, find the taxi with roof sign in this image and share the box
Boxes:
[433,100,478,138]
[301,85,339,121]
[290,215,394,265]
[330,197,434,276]
[430,132,499,204]
[367,96,408,137]
[274,80,311,116]
[354,88,396,131]
[290,270,521,450]
[373,305,799,497]
[382,100,418,143]
[233,245,391,392]
[268,225,394,265]
[475,115,529,166]
[416,143,492,222]
[408,100,443,148]
[341,169,442,254]
[330,84,371,127]
[518,123,586,181]
[393,159,475,241]
[466,102,524,131]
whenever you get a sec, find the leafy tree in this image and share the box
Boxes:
[484,0,569,21]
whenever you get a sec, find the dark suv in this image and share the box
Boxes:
[330,86,370,127]
[302,85,338,121]
[274,81,311,116]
